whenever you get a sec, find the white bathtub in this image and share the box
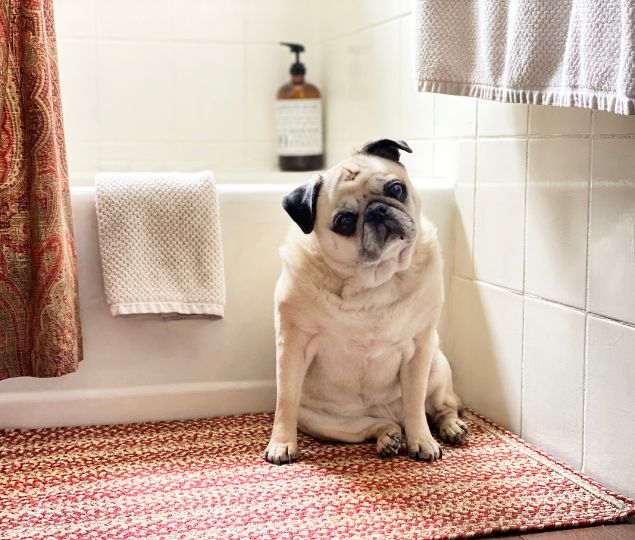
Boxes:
[0,177,455,429]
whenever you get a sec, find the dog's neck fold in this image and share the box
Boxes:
[306,234,415,299]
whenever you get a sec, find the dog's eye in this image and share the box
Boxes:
[385,181,406,202]
[332,212,357,236]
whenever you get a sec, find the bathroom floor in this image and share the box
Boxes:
[493,515,635,539]
[3,411,633,540]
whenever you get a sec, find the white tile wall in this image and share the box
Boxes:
[433,140,476,278]
[57,39,98,143]
[588,139,635,325]
[523,298,585,468]
[55,0,322,183]
[173,0,245,42]
[166,142,246,171]
[434,95,477,138]
[323,19,401,160]
[448,278,523,432]
[317,0,411,42]
[593,111,635,135]
[477,100,527,137]
[173,43,245,142]
[246,0,318,44]
[400,16,434,141]
[96,0,172,40]
[525,139,590,308]
[528,105,591,135]
[401,140,433,178]
[585,316,635,498]
[97,41,174,142]
[54,0,95,38]
[474,139,527,291]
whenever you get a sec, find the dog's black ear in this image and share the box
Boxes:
[360,138,412,163]
[282,175,323,234]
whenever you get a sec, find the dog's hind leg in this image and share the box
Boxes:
[425,348,468,445]
[298,406,402,458]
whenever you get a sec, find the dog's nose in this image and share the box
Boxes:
[365,204,389,223]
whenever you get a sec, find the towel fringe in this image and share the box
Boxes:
[417,79,635,116]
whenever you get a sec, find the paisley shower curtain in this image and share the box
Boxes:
[0,0,82,379]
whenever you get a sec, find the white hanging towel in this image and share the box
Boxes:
[95,171,226,318]
[414,0,635,115]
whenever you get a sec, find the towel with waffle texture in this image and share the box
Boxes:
[415,0,635,115]
[95,171,225,318]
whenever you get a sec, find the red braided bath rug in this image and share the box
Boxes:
[1,409,633,539]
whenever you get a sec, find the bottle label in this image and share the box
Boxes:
[276,99,323,156]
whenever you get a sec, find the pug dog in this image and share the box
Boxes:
[265,138,467,465]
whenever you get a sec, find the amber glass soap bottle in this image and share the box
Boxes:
[276,42,324,171]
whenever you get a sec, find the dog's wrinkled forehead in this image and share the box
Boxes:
[324,153,409,196]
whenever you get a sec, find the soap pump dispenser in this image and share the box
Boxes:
[276,42,324,171]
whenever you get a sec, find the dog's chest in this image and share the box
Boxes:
[303,301,420,409]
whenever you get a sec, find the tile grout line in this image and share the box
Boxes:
[454,274,635,330]
[584,310,635,330]
[520,104,530,438]
[581,112,595,472]
[431,94,436,176]
[60,35,327,47]
[582,315,590,473]
[584,114,595,314]
[471,101,478,281]
[314,133,635,144]
[92,0,101,160]
[321,12,412,44]
[243,5,248,167]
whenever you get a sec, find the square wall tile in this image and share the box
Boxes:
[54,0,95,38]
[474,139,527,291]
[477,100,528,137]
[323,21,401,144]
[325,140,357,167]
[96,0,172,40]
[434,94,477,138]
[173,43,245,142]
[400,16,434,140]
[167,142,246,171]
[585,316,635,498]
[525,139,590,308]
[529,105,591,136]
[246,0,318,44]
[172,0,245,42]
[523,298,584,468]
[245,140,277,170]
[434,140,476,278]
[593,110,635,136]
[447,278,523,432]
[97,41,174,142]
[588,139,635,325]
[97,142,171,172]
[58,39,98,142]
[317,0,411,41]
[66,142,99,185]
[401,140,433,177]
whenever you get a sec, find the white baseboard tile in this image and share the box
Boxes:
[0,380,276,429]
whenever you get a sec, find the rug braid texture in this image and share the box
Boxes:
[1,410,633,540]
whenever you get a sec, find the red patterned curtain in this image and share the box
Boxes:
[0,0,82,379]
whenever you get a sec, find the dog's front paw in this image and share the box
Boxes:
[407,433,442,462]
[439,418,468,445]
[264,439,298,465]
[376,429,402,458]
